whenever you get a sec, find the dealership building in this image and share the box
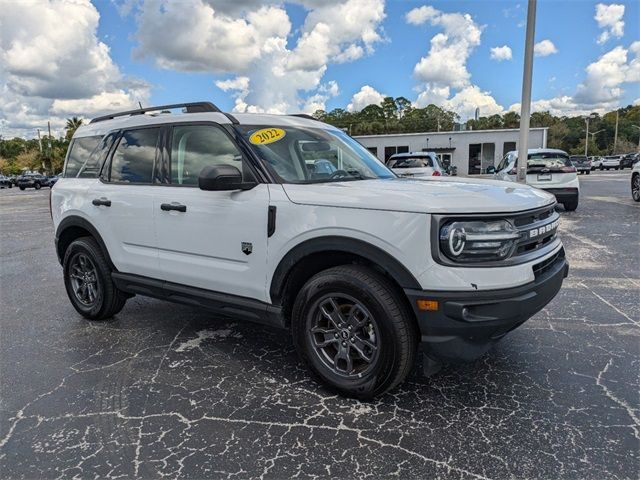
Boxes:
[355,127,549,176]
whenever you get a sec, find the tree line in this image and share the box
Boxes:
[0,118,82,175]
[1,104,638,175]
[312,99,640,156]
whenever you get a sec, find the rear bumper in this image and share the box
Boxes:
[541,187,578,203]
[405,249,569,362]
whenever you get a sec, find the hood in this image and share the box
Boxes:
[282,177,555,214]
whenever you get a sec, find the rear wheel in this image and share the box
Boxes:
[34,182,41,190]
[19,186,25,190]
[632,173,640,202]
[292,265,418,399]
[586,170,590,175]
[63,237,127,320]
[563,199,579,211]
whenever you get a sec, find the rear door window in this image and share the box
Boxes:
[388,157,433,168]
[109,128,160,183]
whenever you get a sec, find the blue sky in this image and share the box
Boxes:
[0,0,638,137]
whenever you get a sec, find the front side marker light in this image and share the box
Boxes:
[417,300,439,311]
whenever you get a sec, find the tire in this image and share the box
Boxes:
[19,186,25,190]
[563,199,579,211]
[600,165,604,171]
[34,182,41,190]
[291,265,418,399]
[63,236,127,320]
[586,170,590,175]
[632,174,640,202]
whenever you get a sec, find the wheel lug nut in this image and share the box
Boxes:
[348,325,352,330]
[342,341,347,347]
[350,337,355,342]
[334,333,339,338]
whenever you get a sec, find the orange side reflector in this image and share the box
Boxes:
[417,300,439,311]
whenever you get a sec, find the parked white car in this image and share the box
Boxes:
[52,102,569,398]
[490,148,580,211]
[589,156,603,170]
[632,162,640,202]
[386,152,445,177]
[601,155,622,170]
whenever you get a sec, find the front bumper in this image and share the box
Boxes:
[405,249,569,363]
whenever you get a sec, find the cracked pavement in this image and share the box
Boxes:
[1,171,638,479]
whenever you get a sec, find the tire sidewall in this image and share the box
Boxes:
[292,272,402,397]
[63,239,107,317]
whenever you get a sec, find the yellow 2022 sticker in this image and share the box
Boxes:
[249,128,286,145]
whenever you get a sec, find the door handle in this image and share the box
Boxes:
[92,197,111,207]
[161,203,187,212]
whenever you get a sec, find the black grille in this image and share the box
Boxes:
[533,248,564,278]
[511,205,559,258]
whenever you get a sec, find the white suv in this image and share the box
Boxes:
[386,152,445,177]
[52,102,569,398]
[491,148,580,211]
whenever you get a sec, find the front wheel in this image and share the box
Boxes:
[63,237,127,320]
[632,174,640,202]
[564,199,579,211]
[19,186,25,190]
[34,182,41,190]
[586,170,591,175]
[292,265,418,399]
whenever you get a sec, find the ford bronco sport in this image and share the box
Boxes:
[52,102,569,398]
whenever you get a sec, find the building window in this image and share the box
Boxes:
[503,141,516,157]
[366,147,378,158]
[482,143,495,173]
[384,147,396,162]
[468,144,482,175]
[384,146,410,161]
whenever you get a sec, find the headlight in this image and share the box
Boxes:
[439,220,520,262]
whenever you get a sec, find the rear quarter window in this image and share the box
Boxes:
[64,135,104,178]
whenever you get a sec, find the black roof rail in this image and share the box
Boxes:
[90,101,225,124]
[289,113,319,121]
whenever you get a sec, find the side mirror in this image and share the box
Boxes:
[198,165,256,191]
[486,166,496,174]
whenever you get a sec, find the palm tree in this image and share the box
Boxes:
[65,117,83,140]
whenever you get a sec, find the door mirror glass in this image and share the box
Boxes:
[198,165,256,191]
[486,165,496,174]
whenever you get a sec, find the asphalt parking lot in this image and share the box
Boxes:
[1,171,638,479]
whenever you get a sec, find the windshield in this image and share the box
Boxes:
[237,125,395,183]
[388,156,434,169]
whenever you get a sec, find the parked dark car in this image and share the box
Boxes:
[620,152,640,169]
[47,175,60,187]
[16,173,49,190]
[570,155,591,174]
[0,175,13,188]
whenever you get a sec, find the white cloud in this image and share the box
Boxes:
[408,5,503,120]
[347,85,386,111]
[510,41,640,116]
[534,40,558,57]
[595,3,625,44]
[0,0,149,138]
[131,0,385,114]
[444,86,504,119]
[408,5,483,89]
[490,45,513,61]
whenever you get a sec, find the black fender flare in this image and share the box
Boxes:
[269,236,422,304]
[55,216,114,268]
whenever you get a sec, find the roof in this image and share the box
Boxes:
[507,148,569,156]
[388,152,437,158]
[354,127,548,139]
[73,101,337,138]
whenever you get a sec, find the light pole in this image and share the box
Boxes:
[517,0,537,183]
[587,129,603,156]
[632,125,640,149]
[583,114,597,156]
